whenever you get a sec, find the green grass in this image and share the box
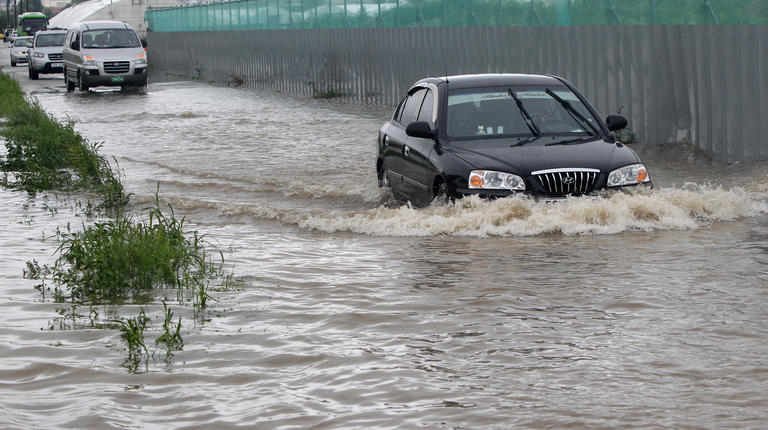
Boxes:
[115,308,150,370]
[34,194,233,371]
[2,71,235,372]
[0,71,128,210]
[50,194,223,306]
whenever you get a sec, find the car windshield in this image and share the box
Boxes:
[35,33,66,47]
[82,29,140,49]
[14,37,32,47]
[446,86,599,139]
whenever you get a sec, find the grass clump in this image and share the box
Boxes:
[116,308,150,367]
[0,71,127,210]
[31,193,233,372]
[156,300,183,351]
[50,195,220,306]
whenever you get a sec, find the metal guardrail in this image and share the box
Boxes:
[148,24,768,162]
[146,0,768,32]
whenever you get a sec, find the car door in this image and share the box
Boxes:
[400,87,438,205]
[63,30,82,81]
[385,87,426,201]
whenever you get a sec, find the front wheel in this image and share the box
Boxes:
[29,67,38,80]
[10,60,15,67]
[64,68,76,92]
[78,72,89,92]
[432,181,451,205]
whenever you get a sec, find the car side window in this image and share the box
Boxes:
[417,89,435,124]
[393,96,407,123]
[71,32,80,50]
[399,88,426,126]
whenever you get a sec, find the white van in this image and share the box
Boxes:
[62,21,147,92]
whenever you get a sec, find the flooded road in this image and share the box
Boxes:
[1,59,768,429]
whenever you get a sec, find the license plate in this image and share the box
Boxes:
[542,198,567,204]
[52,62,62,68]
[110,76,125,83]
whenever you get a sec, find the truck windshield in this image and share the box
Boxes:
[21,18,47,33]
[82,29,140,49]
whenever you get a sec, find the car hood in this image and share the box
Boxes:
[82,47,144,61]
[443,137,641,174]
[33,46,63,54]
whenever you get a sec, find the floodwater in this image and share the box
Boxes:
[1,71,768,429]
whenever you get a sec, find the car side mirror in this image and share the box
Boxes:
[405,121,435,139]
[71,41,79,51]
[605,115,627,132]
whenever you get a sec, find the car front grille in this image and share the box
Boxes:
[103,61,130,74]
[48,53,62,61]
[533,168,600,196]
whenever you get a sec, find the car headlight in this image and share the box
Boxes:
[33,51,44,58]
[136,53,147,65]
[468,170,525,191]
[607,163,650,187]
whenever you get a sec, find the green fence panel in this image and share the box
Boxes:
[146,0,768,32]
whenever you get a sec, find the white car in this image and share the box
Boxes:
[10,36,32,67]
[28,29,67,80]
[63,21,147,92]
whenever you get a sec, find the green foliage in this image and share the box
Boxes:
[115,309,150,370]
[50,195,222,305]
[0,71,128,210]
[156,300,184,351]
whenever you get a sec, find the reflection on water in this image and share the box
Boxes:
[0,81,766,428]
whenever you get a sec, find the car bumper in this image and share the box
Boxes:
[10,54,28,63]
[454,181,654,200]
[30,58,63,73]
[81,67,148,87]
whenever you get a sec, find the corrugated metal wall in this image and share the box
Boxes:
[147,25,768,162]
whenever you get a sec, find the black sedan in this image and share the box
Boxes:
[377,74,651,207]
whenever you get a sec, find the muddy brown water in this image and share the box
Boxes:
[0,71,767,429]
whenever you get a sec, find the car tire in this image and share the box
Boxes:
[432,181,451,205]
[29,68,38,80]
[78,72,89,92]
[378,167,390,188]
[10,60,15,67]
[65,68,76,92]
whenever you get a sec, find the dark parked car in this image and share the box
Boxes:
[377,74,651,207]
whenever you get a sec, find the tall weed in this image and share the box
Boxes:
[0,72,128,209]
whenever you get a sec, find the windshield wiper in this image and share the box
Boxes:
[512,135,543,147]
[508,88,540,138]
[545,136,597,146]
[544,88,600,137]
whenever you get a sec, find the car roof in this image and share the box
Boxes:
[70,21,134,31]
[35,29,67,34]
[414,73,565,90]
